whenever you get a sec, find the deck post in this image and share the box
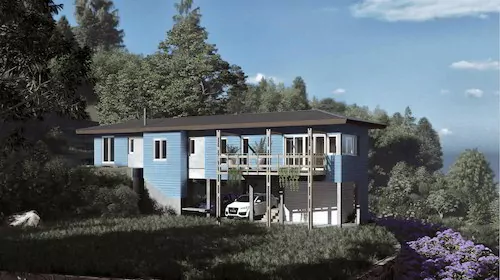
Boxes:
[307,127,313,230]
[216,129,221,225]
[337,182,342,227]
[266,128,272,227]
[249,183,254,221]
[206,179,211,218]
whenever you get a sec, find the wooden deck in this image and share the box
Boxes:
[219,154,330,176]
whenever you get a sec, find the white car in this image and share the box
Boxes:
[225,193,279,219]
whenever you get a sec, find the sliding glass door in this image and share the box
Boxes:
[284,135,326,167]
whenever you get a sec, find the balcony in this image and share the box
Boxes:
[219,154,329,176]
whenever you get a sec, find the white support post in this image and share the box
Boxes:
[337,182,342,227]
[307,127,313,230]
[206,179,211,218]
[216,129,222,225]
[249,184,254,222]
[266,128,272,228]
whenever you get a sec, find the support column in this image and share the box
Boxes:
[249,184,254,222]
[216,129,222,225]
[307,127,313,230]
[266,128,272,228]
[206,179,211,218]
[279,188,284,224]
[337,182,342,227]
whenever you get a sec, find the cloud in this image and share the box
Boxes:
[350,0,500,22]
[494,90,500,96]
[439,128,453,136]
[440,89,450,94]
[246,73,280,84]
[465,88,484,98]
[332,88,346,95]
[450,59,499,71]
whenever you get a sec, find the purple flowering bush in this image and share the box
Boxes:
[374,217,500,280]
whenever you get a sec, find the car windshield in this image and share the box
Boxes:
[236,195,252,202]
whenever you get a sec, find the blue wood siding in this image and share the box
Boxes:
[93,137,102,166]
[143,132,187,198]
[114,137,128,166]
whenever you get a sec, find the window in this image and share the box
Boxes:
[221,138,227,154]
[154,139,167,160]
[129,138,134,154]
[103,137,115,163]
[342,135,358,156]
[328,136,337,154]
[189,139,195,154]
[241,138,249,164]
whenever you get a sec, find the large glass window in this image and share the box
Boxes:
[103,137,114,163]
[342,135,358,156]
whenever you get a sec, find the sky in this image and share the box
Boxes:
[54,0,500,156]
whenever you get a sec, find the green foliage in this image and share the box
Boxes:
[0,216,397,279]
[144,0,245,119]
[227,168,242,189]
[92,49,152,124]
[0,141,140,220]
[426,188,459,218]
[73,0,124,51]
[447,149,497,223]
[250,138,267,154]
[278,167,300,191]
[0,0,92,124]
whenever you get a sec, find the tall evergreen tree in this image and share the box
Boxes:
[148,0,246,118]
[74,0,124,50]
[57,16,75,42]
[291,76,310,110]
[417,117,443,172]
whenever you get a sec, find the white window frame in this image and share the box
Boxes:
[102,136,115,164]
[129,138,134,154]
[327,133,341,155]
[153,138,167,161]
[342,134,358,156]
[283,133,327,167]
[241,137,249,165]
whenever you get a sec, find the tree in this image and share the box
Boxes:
[290,76,310,110]
[417,117,443,172]
[148,0,246,118]
[426,188,459,218]
[447,149,498,224]
[93,49,151,124]
[0,0,92,125]
[74,0,124,51]
[57,16,75,42]
[310,97,347,114]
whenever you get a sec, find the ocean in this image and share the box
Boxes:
[442,152,500,182]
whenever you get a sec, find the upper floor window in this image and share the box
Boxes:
[342,135,358,156]
[328,136,338,154]
[154,139,167,160]
[129,138,134,154]
[189,139,195,155]
[221,138,227,154]
[103,137,115,163]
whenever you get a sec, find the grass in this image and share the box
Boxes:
[0,215,398,280]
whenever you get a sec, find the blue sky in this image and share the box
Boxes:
[55,0,500,155]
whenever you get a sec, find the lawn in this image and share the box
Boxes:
[0,215,398,280]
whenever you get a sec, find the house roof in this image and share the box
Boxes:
[75,109,387,135]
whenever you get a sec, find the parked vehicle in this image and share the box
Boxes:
[196,193,239,216]
[225,193,278,219]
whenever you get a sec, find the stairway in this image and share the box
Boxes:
[261,208,280,223]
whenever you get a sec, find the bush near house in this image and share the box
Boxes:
[0,140,163,220]
[0,216,398,280]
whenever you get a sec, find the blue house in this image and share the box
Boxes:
[76,109,386,228]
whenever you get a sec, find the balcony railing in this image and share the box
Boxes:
[219,153,329,175]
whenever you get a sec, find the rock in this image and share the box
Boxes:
[8,210,41,227]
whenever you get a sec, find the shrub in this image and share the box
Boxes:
[408,229,499,279]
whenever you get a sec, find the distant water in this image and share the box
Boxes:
[442,152,500,182]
